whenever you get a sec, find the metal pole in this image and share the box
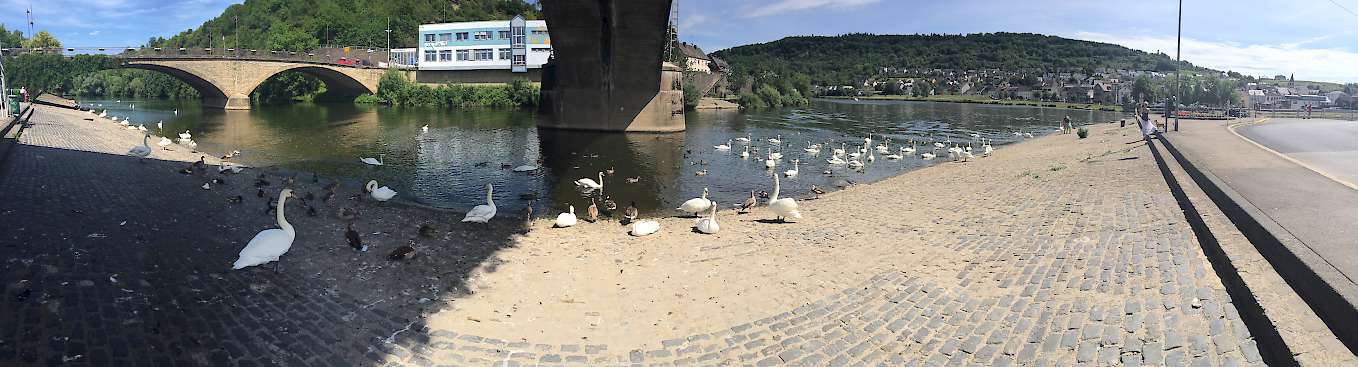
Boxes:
[1174,0,1182,131]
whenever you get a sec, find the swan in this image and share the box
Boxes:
[768,135,781,144]
[366,180,397,201]
[848,145,862,159]
[740,145,750,159]
[902,141,917,154]
[847,159,864,168]
[179,130,192,140]
[119,118,130,126]
[803,142,820,154]
[832,144,846,156]
[764,158,777,169]
[555,205,578,227]
[983,139,994,156]
[157,136,173,150]
[187,140,198,152]
[233,189,296,270]
[827,155,847,165]
[695,202,720,234]
[137,125,147,132]
[886,153,903,160]
[462,184,497,223]
[360,154,385,166]
[219,162,246,174]
[921,152,936,160]
[677,188,712,217]
[715,139,732,150]
[784,160,799,177]
[735,134,751,143]
[867,150,876,162]
[630,220,660,236]
[769,175,802,222]
[574,172,604,191]
[512,164,538,172]
[156,121,163,131]
[768,151,783,161]
[127,134,152,160]
[98,110,108,118]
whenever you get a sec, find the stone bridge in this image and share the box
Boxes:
[121,58,385,110]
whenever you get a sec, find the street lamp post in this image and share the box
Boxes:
[385,17,392,64]
[1174,0,1182,131]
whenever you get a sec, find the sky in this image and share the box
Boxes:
[2,0,1356,83]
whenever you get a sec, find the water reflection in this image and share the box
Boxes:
[82,98,1125,217]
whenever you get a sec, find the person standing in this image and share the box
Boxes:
[1306,104,1313,119]
[19,87,27,103]
[1137,100,1156,140]
[1061,115,1072,133]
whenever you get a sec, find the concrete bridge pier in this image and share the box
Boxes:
[538,0,686,132]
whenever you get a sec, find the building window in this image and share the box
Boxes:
[456,49,469,61]
[424,34,435,42]
[438,50,453,61]
[438,33,452,42]
[475,31,492,40]
[499,48,511,60]
[456,32,469,41]
[424,50,436,62]
[498,31,510,39]
[474,48,493,60]
[513,55,525,64]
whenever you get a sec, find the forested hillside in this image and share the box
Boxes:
[713,33,1211,86]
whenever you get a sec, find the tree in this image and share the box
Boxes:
[1131,75,1154,103]
[22,31,60,49]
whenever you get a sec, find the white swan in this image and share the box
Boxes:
[360,154,385,166]
[715,139,732,150]
[764,158,777,169]
[462,183,497,223]
[137,125,147,132]
[156,121,163,131]
[848,145,862,159]
[219,162,246,174]
[186,140,198,151]
[677,188,712,216]
[575,172,604,191]
[803,141,820,154]
[768,134,781,144]
[832,143,846,156]
[631,220,660,236]
[98,110,107,118]
[847,159,864,168]
[119,119,130,127]
[366,180,397,201]
[157,136,173,150]
[827,154,847,165]
[735,134,751,143]
[768,151,783,161]
[740,145,750,159]
[769,175,802,222]
[983,139,994,156]
[921,152,936,160]
[784,160,799,177]
[127,135,152,160]
[179,130,192,141]
[555,205,578,227]
[233,189,296,269]
[695,202,720,234]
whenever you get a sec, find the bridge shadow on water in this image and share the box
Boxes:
[0,142,528,365]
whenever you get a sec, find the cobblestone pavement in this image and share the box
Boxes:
[1,106,1267,366]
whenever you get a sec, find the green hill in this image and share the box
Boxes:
[148,0,539,50]
[711,32,1211,86]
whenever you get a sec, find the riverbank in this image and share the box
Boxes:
[827,94,1124,112]
[2,104,1265,366]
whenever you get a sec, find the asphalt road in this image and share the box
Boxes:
[1237,118,1358,188]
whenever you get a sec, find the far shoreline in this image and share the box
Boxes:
[820,95,1125,112]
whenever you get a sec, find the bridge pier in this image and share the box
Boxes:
[224,94,252,110]
[537,0,685,132]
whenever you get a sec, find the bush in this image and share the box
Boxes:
[1076,127,1089,139]
[353,93,381,104]
[738,92,766,109]
[375,69,538,109]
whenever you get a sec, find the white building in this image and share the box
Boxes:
[417,15,551,72]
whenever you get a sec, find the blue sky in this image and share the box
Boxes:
[3,0,1357,83]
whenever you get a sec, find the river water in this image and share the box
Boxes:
[81,98,1124,217]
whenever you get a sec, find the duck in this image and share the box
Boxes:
[345,222,367,252]
[714,139,732,150]
[768,175,803,222]
[605,167,616,176]
[228,195,244,204]
[388,241,416,260]
[461,183,497,223]
[630,220,660,236]
[809,185,827,199]
[738,191,757,213]
[233,189,296,270]
[555,205,578,228]
[623,202,639,223]
[784,160,799,177]
[366,180,397,202]
[127,134,152,161]
[625,176,641,184]
[603,196,618,212]
[359,154,385,166]
[157,136,173,150]
[695,202,720,234]
[587,198,600,222]
[574,172,604,191]
[677,188,713,217]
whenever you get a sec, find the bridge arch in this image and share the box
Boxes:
[121,63,232,108]
[259,65,374,100]
[119,59,384,110]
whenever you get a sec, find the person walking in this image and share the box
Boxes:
[1137,100,1156,140]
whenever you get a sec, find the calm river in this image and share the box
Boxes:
[82,98,1124,216]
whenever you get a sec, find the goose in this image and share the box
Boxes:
[784,160,799,177]
[461,184,497,223]
[127,134,152,161]
[574,172,604,191]
[587,199,600,222]
[768,175,802,222]
[179,130,192,141]
[768,135,782,144]
[157,136,173,150]
[695,202,720,234]
[827,154,847,165]
[740,145,750,159]
[735,134,751,143]
[714,139,732,150]
[421,124,429,133]
[345,222,367,252]
[623,202,639,223]
[630,220,660,236]
[737,191,757,213]
[232,189,296,270]
[359,154,385,166]
[677,188,712,217]
[366,180,397,202]
[512,164,538,172]
[555,205,578,228]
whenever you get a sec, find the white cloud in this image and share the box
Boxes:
[1072,31,1358,83]
[88,30,101,36]
[678,13,709,31]
[742,0,880,18]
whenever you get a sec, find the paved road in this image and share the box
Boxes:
[1237,118,1358,188]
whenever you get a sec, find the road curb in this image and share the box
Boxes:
[1157,132,1358,356]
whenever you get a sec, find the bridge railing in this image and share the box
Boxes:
[1,46,411,69]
